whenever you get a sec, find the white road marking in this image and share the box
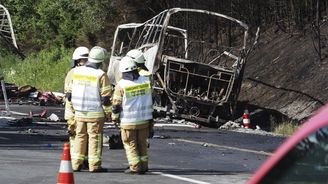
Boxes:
[34,121,66,125]
[152,171,211,184]
[155,123,196,128]
[175,139,271,156]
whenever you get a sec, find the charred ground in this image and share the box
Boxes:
[238,27,328,128]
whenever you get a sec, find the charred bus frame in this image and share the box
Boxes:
[108,8,259,125]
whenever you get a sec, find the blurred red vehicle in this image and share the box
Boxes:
[248,104,328,184]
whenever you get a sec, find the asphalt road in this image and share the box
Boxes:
[0,104,286,184]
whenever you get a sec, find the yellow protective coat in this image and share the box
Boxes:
[64,69,76,155]
[112,75,152,172]
[70,66,112,171]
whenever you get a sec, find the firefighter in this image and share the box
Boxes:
[64,46,89,167]
[109,49,150,87]
[70,46,112,172]
[112,56,153,174]
[126,49,154,138]
[126,49,151,77]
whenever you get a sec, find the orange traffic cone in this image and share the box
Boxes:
[242,109,251,129]
[57,143,74,184]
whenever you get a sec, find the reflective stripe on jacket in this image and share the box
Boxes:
[118,76,153,124]
[71,66,104,117]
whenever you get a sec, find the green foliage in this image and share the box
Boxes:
[0,47,72,91]
[74,0,121,47]
[2,0,40,47]
[1,0,121,50]
[0,0,122,91]
[2,0,328,51]
[35,0,82,47]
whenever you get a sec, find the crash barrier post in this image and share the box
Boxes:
[57,143,74,184]
[242,109,251,129]
[1,80,10,113]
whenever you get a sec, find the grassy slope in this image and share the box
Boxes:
[0,47,72,92]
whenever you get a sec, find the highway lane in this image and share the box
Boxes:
[0,105,285,183]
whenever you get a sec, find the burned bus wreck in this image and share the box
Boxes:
[108,8,259,125]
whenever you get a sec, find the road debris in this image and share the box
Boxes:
[26,128,37,134]
[47,113,60,122]
[153,135,170,139]
[202,143,209,147]
[39,92,62,106]
[0,110,11,116]
[1,82,64,106]
[107,134,123,149]
[0,116,32,127]
[154,117,202,129]
[219,121,241,130]
[29,109,48,118]
[7,118,32,126]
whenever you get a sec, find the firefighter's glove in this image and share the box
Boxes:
[65,93,72,102]
[105,113,112,122]
[111,105,121,127]
[67,125,76,136]
[112,105,121,114]
[112,118,120,127]
[67,119,76,136]
[102,96,111,106]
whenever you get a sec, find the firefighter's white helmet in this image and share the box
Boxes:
[126,49,145,64]
[119,56,138,73]
[88,46,107,63]
[72,46,89,60]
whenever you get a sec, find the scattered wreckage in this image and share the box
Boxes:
[0,84,64,106]
[0,4,29,117]
[107,8,259,125]
[0,4,63,122]
[0,83,65,125]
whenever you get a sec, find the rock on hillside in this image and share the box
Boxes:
[239,28,328,121]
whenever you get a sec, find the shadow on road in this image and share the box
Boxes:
[0,121,68,149]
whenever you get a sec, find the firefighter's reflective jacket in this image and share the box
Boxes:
[71,66,112,121]
[112,75,153,128]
